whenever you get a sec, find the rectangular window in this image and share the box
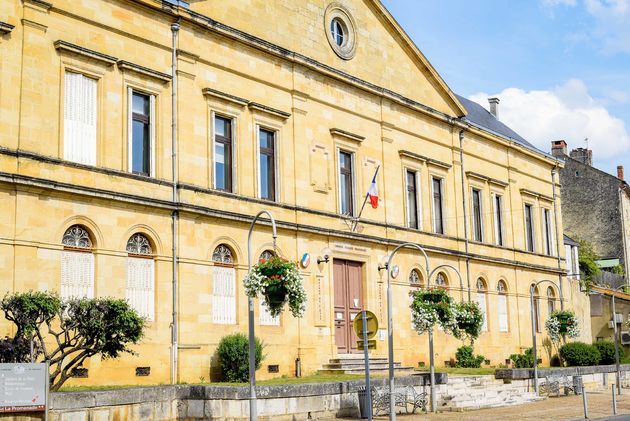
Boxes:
[212,266,236,325]
[432,177,444,234]
[406,170,419,229]
[129,91,153,176]
[64,72,97,166]
[214,116,233,192]
[525,204,534,252]
[61,250,94,299]
[259,128,276,201]
[493,194,504,246]
[126,257,155,321]
[543,208,554,255]
[472,189,483,242]
[339,151,354,215]
[476,292,488,332]
[498,294,508,332]
[565,244,573,274]
[260,302,280,326]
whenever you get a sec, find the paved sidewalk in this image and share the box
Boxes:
[331,391,630,421]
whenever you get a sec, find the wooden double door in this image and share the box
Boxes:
[333,259,363,354]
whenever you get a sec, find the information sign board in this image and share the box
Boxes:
[0,363,47,413]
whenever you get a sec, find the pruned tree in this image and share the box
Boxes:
[1,292,145,391]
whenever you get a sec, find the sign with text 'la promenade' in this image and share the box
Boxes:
[0,363,47,413]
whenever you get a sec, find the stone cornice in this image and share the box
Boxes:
[248,102,291,120]
[117,60,172,83]
[202,88,249,107]
[329,128,365,143]
[398,150,451,170]
[54,40,118,65]
[466,171,509,188]
[520,188,554,203]
[0,22,15,34]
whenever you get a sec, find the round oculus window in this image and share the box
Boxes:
[325,3,357,60]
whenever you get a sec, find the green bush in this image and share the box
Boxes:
[559,342,600,366]
[510,348,534,368]
[455,345,485,368]
[550,354,562,367]
[594,341,616,365]
[216,333,265,382]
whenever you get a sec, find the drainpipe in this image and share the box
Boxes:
[170,20,180,385]
[551,168,564,309]
[619,188,629,285]
[459,130,472,301]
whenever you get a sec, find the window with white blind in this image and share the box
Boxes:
[259,250,280,326]
[476,278,488,332]
[126,234,155,320]
[64,72,97,166]
[212,245,236,325]
[497,281,509,332]
[61,225,94,299]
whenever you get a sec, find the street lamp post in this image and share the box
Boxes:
[383,243,429,421]
[610,285,627,395]
[247,211,277,421]
[530,279,560,395]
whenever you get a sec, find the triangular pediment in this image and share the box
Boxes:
[189,0,465,117]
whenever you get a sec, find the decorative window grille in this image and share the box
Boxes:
[64,72,97,165]
[476,278,488,332]
[259,250,279,326]
[61,225,94,299]
[126,234,154,320]
[497,280,509,332]
[435,272,447,287]
[409,269,422,286]
[547,286,556,316]
[212,244,236,325]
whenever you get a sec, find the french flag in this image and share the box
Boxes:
[367,173,379,209]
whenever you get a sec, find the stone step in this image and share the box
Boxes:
[322,362,404,370]
[318,366,415,375]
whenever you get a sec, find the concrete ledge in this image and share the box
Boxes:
[496,364,630,380]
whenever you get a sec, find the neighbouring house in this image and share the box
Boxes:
[0,0,590,387]
[551,140,630,279]
[590,287,630,354]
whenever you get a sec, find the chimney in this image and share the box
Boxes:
[618,165,624,181]
[551,140,567,158]
[569,147,593,166]
[488,97,500,119]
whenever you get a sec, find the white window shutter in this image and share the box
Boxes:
[498,295,508,332]
[61,251,94,299]
[476,292,488,332]
[64,72,96,166]
[126,257,155,321]
[212,266,236,325]
[260,301,279,326]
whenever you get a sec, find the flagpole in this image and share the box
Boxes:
[352,165,380,232]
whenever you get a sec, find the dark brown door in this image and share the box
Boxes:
[333,259,363,354]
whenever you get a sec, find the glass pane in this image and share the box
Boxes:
[132,120,150,175]
[340,152,351,170]
[340,174,349,214]
[260,129,274,149]
[215,116,230,138]
[132,93,149,116]
[260,152,274,200]
[215,142,226,190]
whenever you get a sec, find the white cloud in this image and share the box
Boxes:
[541,0,577,6]
[469,79,630,159]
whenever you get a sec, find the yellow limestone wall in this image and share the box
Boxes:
[0,0,591,386]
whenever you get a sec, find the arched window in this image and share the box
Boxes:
[532,284,541,333]
[409,269,422,286]
[126,234,154,320]
[476,278,488,332]
[497,280,509,332]
[547,286,556,316]
[259,250,279,326]
[61,225,94,299]
[435,272,447,287]
[212,244,236,325]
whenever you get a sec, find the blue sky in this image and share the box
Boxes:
[382,0,630,177]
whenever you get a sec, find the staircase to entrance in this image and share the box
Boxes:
[319,354,415,375]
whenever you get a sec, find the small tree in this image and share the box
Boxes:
[578,239,600,291]
[1,292,145,391]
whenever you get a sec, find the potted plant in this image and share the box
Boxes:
[453,301,484,341]
[410,287,455,334]
[545,310,580,342]
[244,256,307,318]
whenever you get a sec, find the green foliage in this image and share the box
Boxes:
[620,355,630,364]
[0,336,33,363]
[594,341,616,365]
[559,342,601,366]
[410,287,455,334]
[454,345,485,368]
[510,348,535,368]
[605,264,626,276]
[550,354,562,367]
[0,292,145,391]
[1,291,61,338]
[216,333,265,382]
[453,301,484,341]
[578,240,600,291]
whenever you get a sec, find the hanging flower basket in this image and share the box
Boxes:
[453,301,484,341]
[244,256,307,318]
[410,287,455,334]
[545,310,580,342]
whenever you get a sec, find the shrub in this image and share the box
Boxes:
[594,341,616,365]
[0,336,33,363]
[510,348,534,368]
[216,333,264,382]
[455,345,485,368]
[550,354,562,367]
[559,342,600,366]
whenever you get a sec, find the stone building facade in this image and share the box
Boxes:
[0,0,590,387]
[551,140,630,275]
